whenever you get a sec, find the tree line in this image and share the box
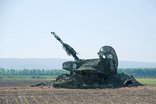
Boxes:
[0,68,68,77]
[118,68,156,77]
[0,68,156,77]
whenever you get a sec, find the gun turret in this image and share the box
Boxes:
[51,32,80,61]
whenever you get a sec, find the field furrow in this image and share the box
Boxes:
[0,80,156,104]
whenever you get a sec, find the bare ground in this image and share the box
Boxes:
[0,80,156,104]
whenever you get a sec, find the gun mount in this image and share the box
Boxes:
[51,32,143,88]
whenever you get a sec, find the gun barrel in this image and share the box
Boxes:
[51,32,80,61]
[51,32,64,44]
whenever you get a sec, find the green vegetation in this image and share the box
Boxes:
[0,68,69,76]
[0,68,155,77]
[136,78,156,87]
[118,68,156,77]
[0,68,156,86]
[118,68,156,87]
[0,68,68,80]
[1,75,56,80]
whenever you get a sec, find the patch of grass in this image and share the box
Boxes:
[0,76,56,81]
[136,77,156,86]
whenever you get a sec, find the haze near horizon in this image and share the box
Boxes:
[1,0,156,62]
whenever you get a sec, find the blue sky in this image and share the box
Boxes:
[0,0,156,62]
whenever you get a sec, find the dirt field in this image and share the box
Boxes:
[0,80,156,104]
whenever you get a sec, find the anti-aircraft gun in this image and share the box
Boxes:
[51,32,143,88]
[51,32,118,76]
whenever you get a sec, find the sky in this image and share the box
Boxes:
[0,0,156,62]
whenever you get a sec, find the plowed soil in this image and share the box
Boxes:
[0,80,156,104]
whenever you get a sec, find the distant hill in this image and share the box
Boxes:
[0,58,68,69]
[119,61,156,68]
[0,58,156,69]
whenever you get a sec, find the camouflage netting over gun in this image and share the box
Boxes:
[32,32,143,88]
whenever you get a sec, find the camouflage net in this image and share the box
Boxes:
[53,73,143,88]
